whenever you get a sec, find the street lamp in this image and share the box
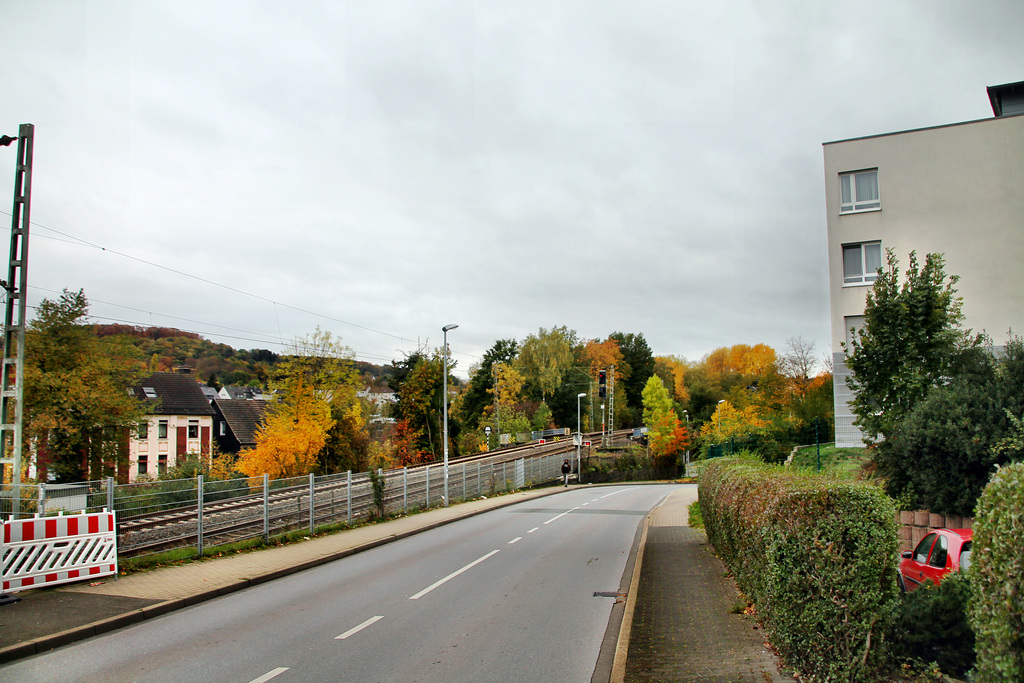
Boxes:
[442,323,458,507]
[576,392,587,484]
[716,400,726,453]
[682,409,690,471]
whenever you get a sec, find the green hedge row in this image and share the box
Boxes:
[699,457,900,682]
[969,462,1024,682]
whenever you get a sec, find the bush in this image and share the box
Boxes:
[969,462,1024,682]
[699,457,899,682]
[891,572,975,677]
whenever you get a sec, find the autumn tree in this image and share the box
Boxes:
[24,289,146,482]
[460,339,518,434]
[641,376,689,468]
[273,328,367,473]
[515,326,577,400]
[236,376,335,480]
[391,350,459,461]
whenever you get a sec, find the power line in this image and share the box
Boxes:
[3,211,422,345]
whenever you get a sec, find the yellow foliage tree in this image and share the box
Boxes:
[237,377,335,481]
[698,400,770,443]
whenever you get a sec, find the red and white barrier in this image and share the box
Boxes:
[2,509,117,592]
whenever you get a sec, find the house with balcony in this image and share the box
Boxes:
[128,371,216,480]
[824,80,1024,447]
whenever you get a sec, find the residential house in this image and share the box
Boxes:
[824,80,1024,447]
[212,398,270,454]
[129,371,216,480]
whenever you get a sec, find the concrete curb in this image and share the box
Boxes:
[0,486,566,664]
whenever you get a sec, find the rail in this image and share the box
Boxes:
[2,430,631,561]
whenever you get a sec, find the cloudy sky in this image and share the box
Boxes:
[2,1,1021,379]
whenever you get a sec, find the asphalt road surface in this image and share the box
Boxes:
[2,484,683,683]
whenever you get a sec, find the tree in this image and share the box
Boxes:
[881,340,1024,515]
[236,376,334,480]
[459,339,518,433]
[24,289,146,482]
[516,326,576,400]
[845,250,979,442]
[641,376,689,468]
[273,328,367,473]
[609,332,655,418]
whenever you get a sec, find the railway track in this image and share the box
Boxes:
[115,429,630,559]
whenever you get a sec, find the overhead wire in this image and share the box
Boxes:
[7,212,480,368]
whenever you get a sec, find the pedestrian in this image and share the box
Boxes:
[561,459,571,487]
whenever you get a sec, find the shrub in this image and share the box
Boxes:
[699,457,900,682]
[969,462,1024,682]
[891,572,975,677]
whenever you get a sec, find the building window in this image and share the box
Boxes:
[158,420,168,439]
[188,420,199,439]
[219,421,227,437]
[158,454,167,475]
[840,169,880,213]
[138,456,148,475]
[137,422,149,439]
[843,242,882,285]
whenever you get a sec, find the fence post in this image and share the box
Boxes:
[462,464,466,502]
[502,462,506,491]
[426,466,431,507]
[38,483,46,516]
[263,473,269,543]
[197,474,204,558]
[346,470,352,524]
[403,467,408,515]
[477,463,481,497]
[107,476,115,516]
[309,473,315,533]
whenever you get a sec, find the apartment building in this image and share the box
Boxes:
[824,81,1024,447]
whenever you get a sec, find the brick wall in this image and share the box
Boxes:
[897,510,974,554]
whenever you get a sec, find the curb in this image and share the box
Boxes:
[0,486,566,664]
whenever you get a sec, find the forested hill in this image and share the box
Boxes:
[94,324,388,389]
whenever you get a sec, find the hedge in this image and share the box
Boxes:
[969,462,1024,682]
[699,457,900,682]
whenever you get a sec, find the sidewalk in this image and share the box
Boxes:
[0,484,794,681]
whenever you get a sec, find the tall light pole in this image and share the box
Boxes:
[716,399,726,453]
[576,392,586,483]
[442,323,458,507]
[682,409,690,472]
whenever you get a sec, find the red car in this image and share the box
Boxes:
[898,528,973,592]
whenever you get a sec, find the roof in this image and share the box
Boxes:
[213,398,270,446]
[133,372,216,416]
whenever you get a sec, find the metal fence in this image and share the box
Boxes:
[1,449,568,561]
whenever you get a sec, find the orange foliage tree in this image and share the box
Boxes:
[237,377,335,481]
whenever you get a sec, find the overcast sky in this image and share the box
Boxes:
[2,1,1021,379]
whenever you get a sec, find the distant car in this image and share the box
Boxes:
[898,528,973,592]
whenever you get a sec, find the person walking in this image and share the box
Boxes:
[561,459,571,487]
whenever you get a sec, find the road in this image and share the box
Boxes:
[2,484,685,683]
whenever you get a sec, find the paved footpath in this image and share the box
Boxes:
[1,483,794,681]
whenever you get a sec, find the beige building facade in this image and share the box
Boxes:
[824,82,1024,447]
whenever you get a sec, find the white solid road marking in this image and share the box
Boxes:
[336,615,384,640]
[543,507,580,524]
[249,667,289,683]
[508,536,522,544]
[527,527,539,533]
[409,549,501,600]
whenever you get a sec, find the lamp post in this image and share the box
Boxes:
[576,392,586,484]
[682,409,690,472]
[716,399,726,452]
[442,323,458,507]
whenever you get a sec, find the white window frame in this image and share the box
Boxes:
[839,169,880,213]
[842,241,882,286]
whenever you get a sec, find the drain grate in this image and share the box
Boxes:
[593,591,626,598]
